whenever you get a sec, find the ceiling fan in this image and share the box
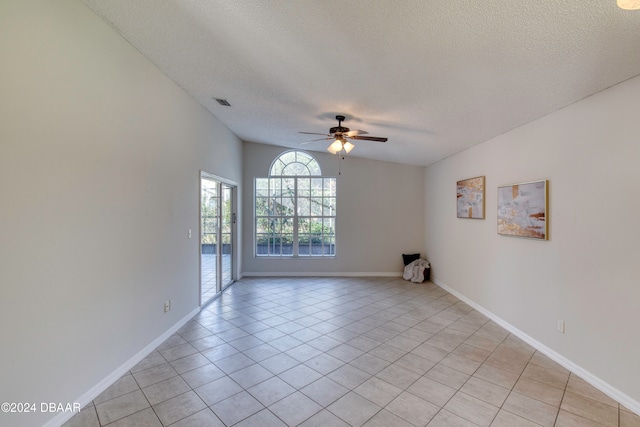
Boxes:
[300,115,388,154]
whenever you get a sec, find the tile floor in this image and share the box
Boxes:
[63,277,640,427]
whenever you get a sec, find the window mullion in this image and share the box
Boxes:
[293,178,299,257]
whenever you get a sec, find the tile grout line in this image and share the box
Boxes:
[72,277,633,427]
[210,280,553,427]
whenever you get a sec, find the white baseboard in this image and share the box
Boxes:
[45,307,200,427]
[433,277,640,416]
[241,271,402,277]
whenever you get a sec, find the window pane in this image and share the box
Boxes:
[297,198,310,216]
[299,241,310,255]
[323,217,335,234]
[295,151,311,164]
[280,151,296,165]
[297,178,310,197]
[255,187,268,197]
[256,234,270,255]
[202,218,217,244]
[308,161,321,176]
[282,196,295,214]
[311,178,323,196]
[256,198,269,216]
[269,178,281,196]
[310,198,323,216]
[256,217,270,234]
[281,218,294,235]
[327,237,336,255]
[323,197,335,216]
[267,236,279,256]
[283,178,295,195]
[298,217,309,234]
[282,240,294,255]
[298,236,310,253]
[272,197,286,216]
[283,162,309,176]
[324,178,336,196]
[255,178,269,196]
[310,217,323,232]
[270,159,285,176]
[299,215,311,255]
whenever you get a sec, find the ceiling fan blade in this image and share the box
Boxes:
[299,132,330,136]
[344,129,368,137]
[350,135,388,142]
[300,138,332,145]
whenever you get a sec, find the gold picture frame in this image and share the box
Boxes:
[457,176,485,219]
[497,180,548,240]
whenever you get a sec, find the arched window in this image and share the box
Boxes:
[269,150,321,176]
[255,150,336,257]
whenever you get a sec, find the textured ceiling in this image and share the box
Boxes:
[82,0,640,166]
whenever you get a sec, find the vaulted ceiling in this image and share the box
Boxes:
[82,0,640,166]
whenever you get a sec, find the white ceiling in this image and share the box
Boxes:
[82,0,640,166]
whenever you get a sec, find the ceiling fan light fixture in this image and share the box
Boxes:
[618,0,640,9]
[307,115,387,155]
[328,139,343,154]
[343,141,355,153]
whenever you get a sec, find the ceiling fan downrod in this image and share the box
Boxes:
[330,115,349,135]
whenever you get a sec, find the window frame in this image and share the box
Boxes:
[254,150,336,258]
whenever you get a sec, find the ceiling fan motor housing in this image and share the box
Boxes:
[329,126,350,134]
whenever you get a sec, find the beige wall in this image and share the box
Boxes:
[0,1,242,426]
[424,75,640,409]
[242,142,426,276]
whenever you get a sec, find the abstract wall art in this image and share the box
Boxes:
[497,180,548,240]
[457,176,485,219]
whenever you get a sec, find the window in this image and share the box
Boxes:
[255,150,336,257]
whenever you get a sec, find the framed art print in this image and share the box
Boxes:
[497,180,548,240]
[457,176,485,219]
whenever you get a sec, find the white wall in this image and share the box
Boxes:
[0,1,242,426]
[242,142,425,276]
[424,75,640,408]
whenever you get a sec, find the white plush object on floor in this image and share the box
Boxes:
[403,259,430,283]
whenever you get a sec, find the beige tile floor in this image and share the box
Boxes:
[63,277,640,427]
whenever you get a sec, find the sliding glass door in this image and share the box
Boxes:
[200,173,236,306]
[220,184,233,286]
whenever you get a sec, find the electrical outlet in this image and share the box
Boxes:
[164,300,171,313]
[557,320,565,333]
[188,229,192,239]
